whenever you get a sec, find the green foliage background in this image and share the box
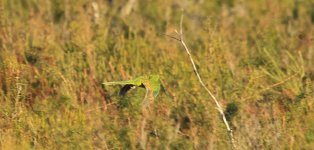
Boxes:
[0,0,314,149]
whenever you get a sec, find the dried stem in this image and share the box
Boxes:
[167,14,237,149]
[140,87,153,149]
[120,0,137,17]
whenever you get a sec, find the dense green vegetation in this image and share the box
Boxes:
[0,0,314,149]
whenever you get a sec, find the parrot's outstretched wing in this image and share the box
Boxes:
[103,75,160,97]
[119,84,134,96]
[119,84,145,96]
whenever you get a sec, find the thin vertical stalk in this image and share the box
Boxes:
[167,14,237,149]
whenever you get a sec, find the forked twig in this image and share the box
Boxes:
[166,14,237,149]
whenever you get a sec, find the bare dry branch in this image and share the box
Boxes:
[167,14,237,149]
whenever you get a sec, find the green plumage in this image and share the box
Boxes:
[103,75,161,97]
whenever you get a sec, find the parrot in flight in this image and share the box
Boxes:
[103,75,161,98]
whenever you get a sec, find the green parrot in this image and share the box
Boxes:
[103,75,161,98]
